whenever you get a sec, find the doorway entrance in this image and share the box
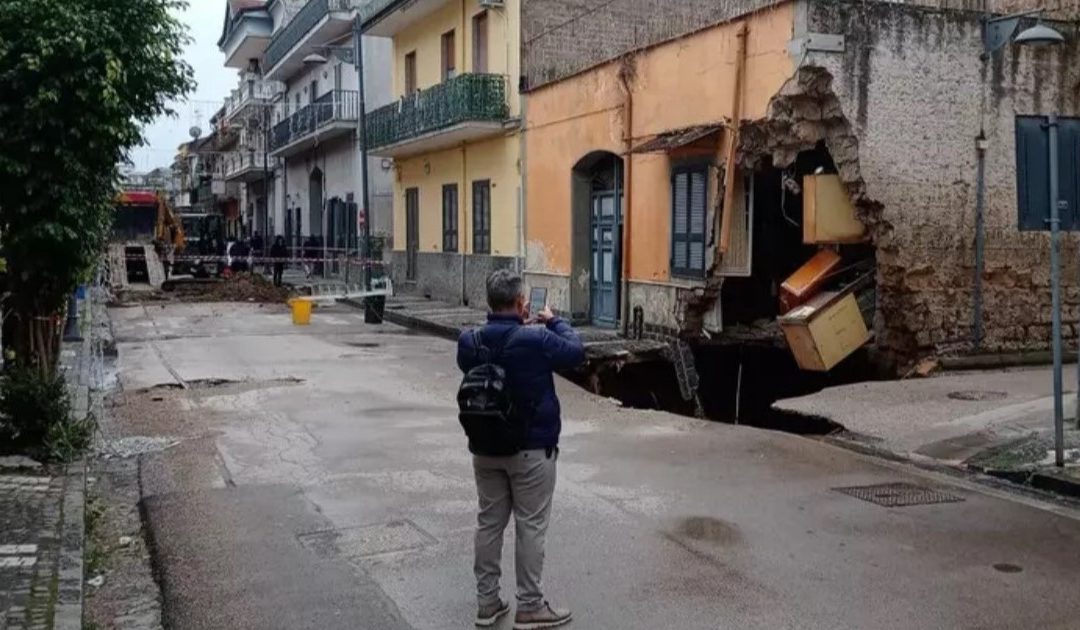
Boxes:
[571,152,623,326]
[590,189,619,325]
[309,167,324,238]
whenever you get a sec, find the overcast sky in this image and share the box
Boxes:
[128,0,237,172]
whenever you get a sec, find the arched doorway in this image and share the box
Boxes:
[308,167,324,238]
[571,151,623,326]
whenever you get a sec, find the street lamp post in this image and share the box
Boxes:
[986,12,1067,464]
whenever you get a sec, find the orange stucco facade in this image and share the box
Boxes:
[524,3,796,285]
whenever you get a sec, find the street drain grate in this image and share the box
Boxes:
[298,519,436,559]
[947,390,1007,401]
[833,482,965,507]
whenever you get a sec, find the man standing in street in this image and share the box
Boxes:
[457,269,584,629]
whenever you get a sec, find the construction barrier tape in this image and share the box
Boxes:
[120,254,386,264]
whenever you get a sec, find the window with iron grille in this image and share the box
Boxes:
[671,165,708,278]
[442,184,458,253]
[473,180,491,255]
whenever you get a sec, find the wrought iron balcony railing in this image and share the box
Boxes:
[270,90,359,152]
[223,151,269,178]
[366,73,508,150]
[265,0,358,71]
[224,77,279,120]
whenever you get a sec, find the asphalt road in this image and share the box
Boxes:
[107,302,1080,630]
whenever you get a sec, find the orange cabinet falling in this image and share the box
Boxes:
[803,174,867,244]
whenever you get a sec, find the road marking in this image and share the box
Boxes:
[0,545,37,555]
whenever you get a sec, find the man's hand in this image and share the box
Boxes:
[536,306,556,323]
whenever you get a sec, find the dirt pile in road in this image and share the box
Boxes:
[169,274,292,304]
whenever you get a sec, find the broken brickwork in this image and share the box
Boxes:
[759,0,1080,367]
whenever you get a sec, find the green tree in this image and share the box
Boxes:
[0,0,193,373]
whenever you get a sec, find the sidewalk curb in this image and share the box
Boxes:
[341,298,461,341]
[822,433,1080,506]
[53,458,86,630]
[1029,470,1080,498]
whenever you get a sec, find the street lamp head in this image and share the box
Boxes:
[303,53,329,65]
[1014,22,1066,46]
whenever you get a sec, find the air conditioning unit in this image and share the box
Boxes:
[478,0,504,8]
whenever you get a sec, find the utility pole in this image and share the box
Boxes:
[353,17,373,292]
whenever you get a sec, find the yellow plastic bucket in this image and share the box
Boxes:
[289,298,313,326]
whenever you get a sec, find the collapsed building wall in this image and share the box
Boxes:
[779,0,1080,366]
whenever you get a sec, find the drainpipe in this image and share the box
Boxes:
[460,0,469,305]
[618,66,633,336]
[973,131,987,350]
[518,91,526,275]
[719,23,748,258]
[462,145,468,305]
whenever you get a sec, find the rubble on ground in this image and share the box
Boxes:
[167,273,293,304]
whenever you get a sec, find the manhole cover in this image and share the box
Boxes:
[947,390,1007,401]
[298,520,436,559]
[833,482,965,507]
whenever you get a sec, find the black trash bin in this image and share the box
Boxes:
[364,295,385,324]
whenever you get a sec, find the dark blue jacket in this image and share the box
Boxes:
[457,314,585,450]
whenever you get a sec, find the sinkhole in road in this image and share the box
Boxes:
[573,345,880,436]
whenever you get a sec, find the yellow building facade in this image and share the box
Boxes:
[363,0,521,306]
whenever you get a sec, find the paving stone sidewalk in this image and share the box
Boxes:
[0,469,65,630]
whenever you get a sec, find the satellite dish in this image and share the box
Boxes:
[189,126,202,139]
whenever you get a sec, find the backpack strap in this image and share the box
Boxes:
[472,328,490,363]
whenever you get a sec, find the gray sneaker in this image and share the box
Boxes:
[476,599,510,627]
[513,602,572,629]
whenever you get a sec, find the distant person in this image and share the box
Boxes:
[251,230,265,272]
[214,238,227,277]
[303,235,317,279]
[456,269,584,629]
[231,238,251,273]
[270,236,287,287]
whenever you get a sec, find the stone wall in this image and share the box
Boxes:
[389,251,517,306]
[793,0,1080,363]
[521,0,779,89]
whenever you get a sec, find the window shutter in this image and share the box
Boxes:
[689,170,706,272]
[1016,116,1080,231]
[672,172,689,273]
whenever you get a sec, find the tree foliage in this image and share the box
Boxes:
[0,0,193,371]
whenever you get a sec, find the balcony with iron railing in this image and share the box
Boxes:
[365,73,509,158]
[224,76,281,122]
[223,150,271,182]
[270,90,360,156]
[264,0,360,79]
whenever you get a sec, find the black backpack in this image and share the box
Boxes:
[457,328,525,456]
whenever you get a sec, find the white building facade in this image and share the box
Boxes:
[218,0,394,256]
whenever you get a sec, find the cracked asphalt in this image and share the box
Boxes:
[107,302,1080,630]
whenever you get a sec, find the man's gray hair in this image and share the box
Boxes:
[486,269,524,311]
